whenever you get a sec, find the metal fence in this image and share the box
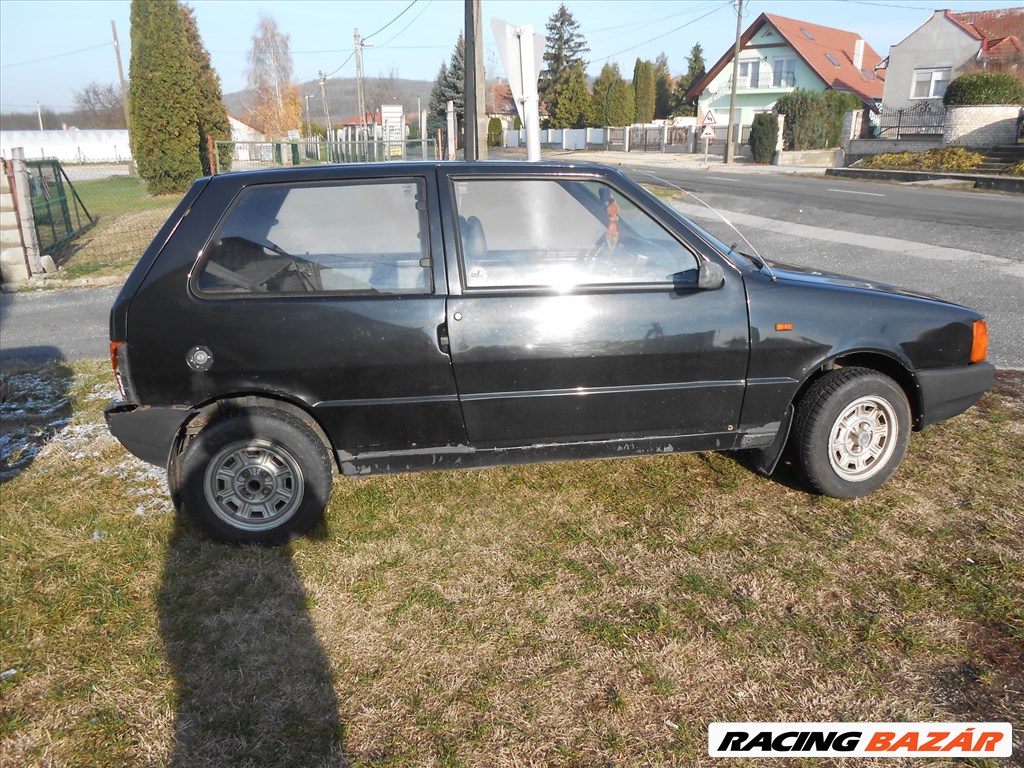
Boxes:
[25,159,94,255]
[215,139,440,173]
[877,103,946,138]
[22,161,182,278]
[629,127,663,152]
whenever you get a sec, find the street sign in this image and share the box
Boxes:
[491,17,545,162]
[702,110,718,126]
[491,18,544,128]
[701,125,716,139]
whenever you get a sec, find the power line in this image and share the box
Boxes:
[362,0,419,43]
[375,0,434,49]
[1,42,111,69]
[592,1,733,64]
[587,2,724,44]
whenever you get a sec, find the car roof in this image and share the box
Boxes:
[206,160,624,186]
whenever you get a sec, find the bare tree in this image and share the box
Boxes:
[366,66,406,113]
[73,82,126,128]
[246,15,300,137]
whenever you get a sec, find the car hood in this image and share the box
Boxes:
[763,260,949,304]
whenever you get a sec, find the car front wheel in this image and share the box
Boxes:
[174,407,332,544]
[792,367,911,498]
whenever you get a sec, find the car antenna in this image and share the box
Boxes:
[628,167,777,283]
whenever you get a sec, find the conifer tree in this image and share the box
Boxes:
[128,0,202,194]
[539,4,589,122]
[427,35,465,148]
[550,64,591,129]
[672,43,706,116]
[426,61,449,139]
[591,63,634,126]
[653,53,673,119]
[633,58,656,124]
[182,4,231,174]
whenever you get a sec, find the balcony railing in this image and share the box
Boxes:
[726,72,797,90]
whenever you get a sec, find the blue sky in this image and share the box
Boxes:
[1,0,1019,113]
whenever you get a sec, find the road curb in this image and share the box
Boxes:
[826,167,1024,194]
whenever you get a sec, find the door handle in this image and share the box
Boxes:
[436,323,450,354]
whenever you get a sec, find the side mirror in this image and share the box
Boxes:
[698,261,725,290]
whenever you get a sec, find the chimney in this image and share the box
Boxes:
[853,38,865,70]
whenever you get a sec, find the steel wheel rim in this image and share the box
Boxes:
[204,439,304,531]
[828,395,899,482]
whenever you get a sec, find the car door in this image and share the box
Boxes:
[438,169,750,447]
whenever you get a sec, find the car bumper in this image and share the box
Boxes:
[104,401,191,467]
[916,362,995,429]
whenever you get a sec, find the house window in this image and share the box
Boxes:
[825,53,841,68]
[773,57,796,87]
[911,68,950,99]
[738,58,760,88]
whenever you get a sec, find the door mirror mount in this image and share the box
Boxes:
[698,261,725,290]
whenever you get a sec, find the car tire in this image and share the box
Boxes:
[174,407,332,544]
[792,367,910,498]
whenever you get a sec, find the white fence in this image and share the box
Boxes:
[0,130,132,163]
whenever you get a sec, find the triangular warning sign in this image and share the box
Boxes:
[701,110,718,126]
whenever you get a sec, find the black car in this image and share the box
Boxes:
[105,162,994,544]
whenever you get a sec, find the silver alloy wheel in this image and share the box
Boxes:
[827,395,899,482]
[203,439,304,531]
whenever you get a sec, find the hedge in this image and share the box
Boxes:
[943,72,1024,106]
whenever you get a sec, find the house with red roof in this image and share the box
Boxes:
[684,13,884,140]
[878,7,1024,109]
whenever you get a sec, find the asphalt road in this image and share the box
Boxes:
[1,168,1021,369]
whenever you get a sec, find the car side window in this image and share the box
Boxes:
[195,179,431,296]
[452,178,698,289]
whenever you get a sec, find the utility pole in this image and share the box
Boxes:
[111,21,130,130]
[354,28,368,147]
[303,93,313,136]
[319,71,333,161]
[36,102,44,131]
[464,0,487,160]
[724,0,743,164]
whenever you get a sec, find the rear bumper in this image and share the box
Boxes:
[917,362,995,429]
[104,401,191,466]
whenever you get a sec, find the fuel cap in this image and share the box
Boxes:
[187,345,214,371]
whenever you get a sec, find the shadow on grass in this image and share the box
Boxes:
[158,516,348,767]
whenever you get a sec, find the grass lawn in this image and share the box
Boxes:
[1,360,1021,767]
[52,176,182,281]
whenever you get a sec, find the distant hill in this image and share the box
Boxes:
[223,76,435,127]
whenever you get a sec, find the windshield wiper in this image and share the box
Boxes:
[729,242,768,270]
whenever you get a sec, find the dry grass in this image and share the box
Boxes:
[1,361,1021,767]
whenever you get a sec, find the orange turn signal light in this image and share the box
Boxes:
[110,340,125,373]
[971,320,988,364]
[775,323,793,332]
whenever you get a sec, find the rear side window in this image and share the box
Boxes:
[195,179,431,296]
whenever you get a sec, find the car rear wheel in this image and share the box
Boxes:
[792,367,910,498]
[174,407,332,544]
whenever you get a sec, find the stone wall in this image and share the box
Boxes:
[944,105,1022,147]
[841,104,1023,164]
[0,160,29,283]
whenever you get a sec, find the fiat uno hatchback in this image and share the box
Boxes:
[105,162,994,544]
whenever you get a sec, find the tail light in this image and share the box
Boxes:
[110,341,130,401]
[970,320,988,364]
